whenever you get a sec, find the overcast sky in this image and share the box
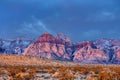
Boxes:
[0,0,120,41]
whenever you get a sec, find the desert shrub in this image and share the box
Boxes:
[0,68,8,74]
[98,70,119,80]
[48,68,56,74]
[53,69,74,80]
[0,66,36,80]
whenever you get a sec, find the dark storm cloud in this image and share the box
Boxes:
[0,0,120,41]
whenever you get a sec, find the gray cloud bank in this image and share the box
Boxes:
[0,0,120,41]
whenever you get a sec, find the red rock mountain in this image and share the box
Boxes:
[23,32,71,60]
[35,32,63,44]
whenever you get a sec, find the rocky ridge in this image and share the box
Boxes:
[1,32,120,63]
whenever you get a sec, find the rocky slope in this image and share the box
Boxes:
[73,41,109,63]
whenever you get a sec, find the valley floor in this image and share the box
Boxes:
[0,54,120,80]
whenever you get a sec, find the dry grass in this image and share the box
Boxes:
[0,54,120,80]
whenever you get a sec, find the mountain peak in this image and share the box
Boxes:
[36,32,54,42]
[43,32,50,35]
[35,32,63,44]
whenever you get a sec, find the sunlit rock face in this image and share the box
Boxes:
[0,38,32,54]
[23,32,71,60]
[73,41,109,63]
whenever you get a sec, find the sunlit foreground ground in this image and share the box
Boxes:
[0,54,120,80]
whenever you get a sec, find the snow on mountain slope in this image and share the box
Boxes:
[0,38,32,54]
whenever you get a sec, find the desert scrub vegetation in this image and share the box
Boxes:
[0,64,120,80]
[0,54,120,80]
[0,65,36,80]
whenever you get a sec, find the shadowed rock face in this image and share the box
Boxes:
[112,49,120,63]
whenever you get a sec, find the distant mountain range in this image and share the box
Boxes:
[0,37,32,54]
[1,32,120,64]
